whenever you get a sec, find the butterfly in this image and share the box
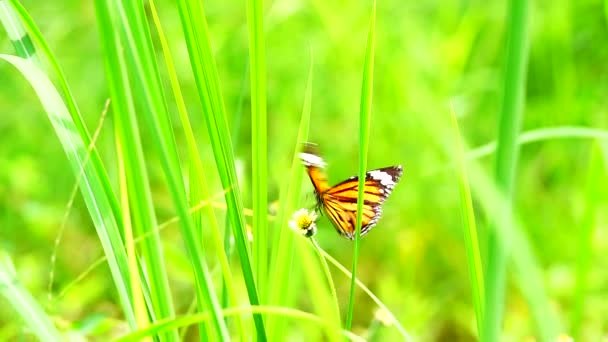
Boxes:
[299,143,403,239]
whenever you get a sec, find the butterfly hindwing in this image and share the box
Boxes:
[323,166,403,239]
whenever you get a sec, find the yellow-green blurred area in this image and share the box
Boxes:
[1,0,608,340]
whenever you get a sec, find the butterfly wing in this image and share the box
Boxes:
[323,166,403,239]
[299,144,331,197]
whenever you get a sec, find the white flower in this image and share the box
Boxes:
[373,307,394,326]
[288,208,318,237]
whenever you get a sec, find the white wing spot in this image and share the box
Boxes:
[368,170,395,187]
[299,152,327,168]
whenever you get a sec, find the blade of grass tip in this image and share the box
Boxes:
[346,1,376,331]
[115,125,150,331]
[450,103,485,336]
[0,253,62,341]
[571,141,606,339]
[266,47,313,339]
[483,0,529,340]
[147,0,246,337]
[0,1,38,62]
[247,0,269,299]
[175,0,267,338]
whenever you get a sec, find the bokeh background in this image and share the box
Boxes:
[1,0,608,340]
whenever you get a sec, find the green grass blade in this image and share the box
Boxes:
[309,238,341,341]
[115,128,150,331]
[450,105,485,336]
[0,53,136,326]
[94,0,229,338]
[294,236,342,341]
[475,168,561,341]
[0,253,62,341]
[221,63,248,312]
[346,1,376,331]
[423,127,608,179]
[423,114,561,340]
[6,0,122,227]
[318,248,413,341]
[464,127,608,164]
[94,2,181,338]
[484,0,529,340]
[571,141,607,339]
[266,49,313,339]
[147,0,245,337]
[247,0,269,299]
[175,0,267,338]
[1,0,133,325]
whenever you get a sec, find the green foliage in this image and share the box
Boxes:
[1,0,608,340]
[347,1,376,331]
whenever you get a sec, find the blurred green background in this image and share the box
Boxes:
[1,0,608,340]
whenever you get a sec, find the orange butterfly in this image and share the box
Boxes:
[299,144,403,239]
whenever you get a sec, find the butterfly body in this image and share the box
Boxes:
[300,146,403,239]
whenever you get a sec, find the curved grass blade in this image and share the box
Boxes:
[5,0,122,226]
[421,126,608,177]
[0,53,136,326]
[1,0,133,325]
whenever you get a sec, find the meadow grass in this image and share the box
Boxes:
[346,1,376,331]
[1,0,608,341]
[484,0,529,340]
